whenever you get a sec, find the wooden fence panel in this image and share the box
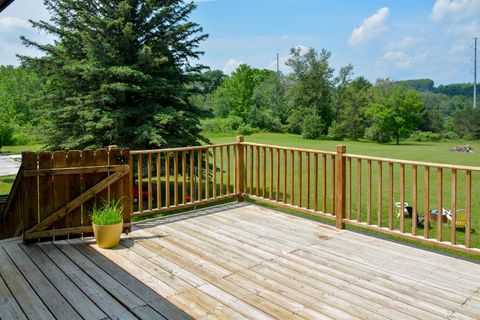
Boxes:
[1,148,130,241]
[52,151,67,239]
[82,150,95,237]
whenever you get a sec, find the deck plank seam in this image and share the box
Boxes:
[0,248,29,320]
[50,241,147,319]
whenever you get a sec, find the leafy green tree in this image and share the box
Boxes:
[337,76,372,140]
[452,107,480,139]
[0,66,42,145]
[248,72,287,131]
[211,64,274,121]
[366,81,424,144]
[20,0,208,150]
[286,47,334,135]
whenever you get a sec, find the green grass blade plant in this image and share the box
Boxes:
[90,200,124,226]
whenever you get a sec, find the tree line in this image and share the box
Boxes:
[195,47,479,144]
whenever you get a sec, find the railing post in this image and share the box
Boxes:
[235,135,245,201]
[336,145,346,229]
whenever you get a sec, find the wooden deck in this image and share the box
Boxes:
[1,203,480,320]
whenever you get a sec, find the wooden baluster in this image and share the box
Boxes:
[466,170,471,248]
[270,148,274,199]
[156,153,161,208]
[205,149,209,199]
[400,163,405,233]
[412,165,417,236]
[377,161,382,227]
[256,146,260,196]
[367,159,372,224]
[263,147,266,198]
[298,151,302,207]
[165,152,170,207]
[220,147,224,197]
[275,149,280,201]
[190,151,194,203]
[322,154,327,212]
[348,157,352,220]
[137,154,143,213]
[424,167,430,239]
[212,147,216,199]
[197,150,202,201]
[314,153,318,212]
[290,150,295,205]
[357,159,362,222]
[182,150,187,204]
[283,149,287,203]
[331,155,335,214]
[437,168,443,241]
[147,154,152,211]
[388,162,393,230]
[306,152,310,209]
[174,151,179,206]
[250,145,254,194]
[451,169,457,245]
[226,145,231,194]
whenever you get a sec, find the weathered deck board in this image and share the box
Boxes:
[1,203,479,319]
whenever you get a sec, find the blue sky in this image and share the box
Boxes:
[1,0,479,85]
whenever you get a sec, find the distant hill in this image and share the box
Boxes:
[398,79,474,98]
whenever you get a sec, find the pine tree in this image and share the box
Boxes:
[20,0,208,150]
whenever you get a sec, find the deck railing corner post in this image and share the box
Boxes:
[235,136,245,201]
[336,145,346,229]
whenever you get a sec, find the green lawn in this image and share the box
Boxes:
[0,176,15,194]
[0,144,43,154]
[206,133,480,257]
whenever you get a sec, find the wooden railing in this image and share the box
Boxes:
[341,152,480,255]
[1,138,479,255]
[130,139,242,217]
[132,138,480,255]
[240,142,338,221]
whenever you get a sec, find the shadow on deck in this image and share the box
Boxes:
[1,202,480,319]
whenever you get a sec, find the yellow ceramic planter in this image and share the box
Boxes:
[92,221,123,249]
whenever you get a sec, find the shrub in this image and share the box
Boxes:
[248,108,283,132]
[90,200,123,226]
[200,116,244,133]
[409,131,441,142]
[301,114,325,140]
[364,125,391,143]
[442,131,459,140]
[236,123,256,135]
[327,121,345,141]
[0,123,15,146]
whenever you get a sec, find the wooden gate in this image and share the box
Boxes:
[0,147,131,241]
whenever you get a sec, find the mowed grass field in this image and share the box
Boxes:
[207,133,480,252]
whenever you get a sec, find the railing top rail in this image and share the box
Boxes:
[344,153,480,172]
[131,142,238,155]
[241,142,337,156]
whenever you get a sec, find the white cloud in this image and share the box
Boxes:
[348,7,390,47]
[386,36,422,50]
[381,50,428,69]
[431,0,480,21]
[0,17,30,30]
[222,58,243,74]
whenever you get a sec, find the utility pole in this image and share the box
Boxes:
[474,37,478,109]
[276,53,279,74]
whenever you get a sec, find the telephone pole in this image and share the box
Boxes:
[474,37,478,109]
[276,53,280,74]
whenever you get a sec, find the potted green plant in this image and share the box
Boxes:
[90,200,124,249]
